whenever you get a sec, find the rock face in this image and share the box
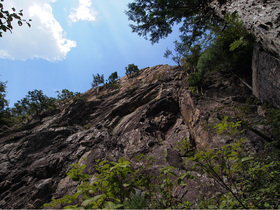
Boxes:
[252,45,280,107]
[210,0,280,108]
[0,65,266,208]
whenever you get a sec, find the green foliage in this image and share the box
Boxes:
[197,44,223,73]
[104,71,120,89]
[185,117,280,209]
[0,0,31,37]
[56,89,82,105]
[187,71,204,87]
[56,89,80,101]
[125,64,139,78]
[92,72,120,90]
[123,191,147,209]
[182,44,202,72]
[165,12,253,88]
[126,0,214,45]
[205,13,253,75]
[92,73,104,88]
[164,41,189,66]
[43,157,194,209]
[0,80,12,127]
[187,42,224,86]
[107,71,118,84]
[11,89,56,122]
[67,162,89,182]
[43,158,152,209]
[188,139,280,209]
[0,80,8,111]
[176,137,195,157]
[56,89,81,106]
[214,116,243,136]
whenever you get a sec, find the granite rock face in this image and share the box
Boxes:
[0,65,266,208]
[210,0,280,108]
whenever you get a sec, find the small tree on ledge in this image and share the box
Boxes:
[125,64,139,78]
[92,73,104,88]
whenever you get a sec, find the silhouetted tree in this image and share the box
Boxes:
[12,90,56,121]
[125,64,139,78]
[0,80,12,127]
[0,0,31,37]
[107,72,118,84]
[92,73,105,88]
[126,0,215,46]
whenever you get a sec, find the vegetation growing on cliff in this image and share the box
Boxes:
[125,64,139,78]
[126,1,253,88]
[43,157,193,209]
[0,87,82,127]
[92,73,105,88]
[43,117,280,209]
[0,80,12,127]
[170,13,253,87]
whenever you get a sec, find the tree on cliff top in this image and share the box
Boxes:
[0,81,12,127]
[0,0,31,37]
[126,0,216,46]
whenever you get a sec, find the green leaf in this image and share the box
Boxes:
[63,204,79,209]
[81,198,94,207]
[82,194,105,207]
[104,201,123,209]
[212,166,219,174]
[123,183,130,187]
[208,205,218,209]
[264,202,270,208]
[241,157,254,162]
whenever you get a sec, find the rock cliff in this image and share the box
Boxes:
[210,0,280,108]
[0,65,267,208]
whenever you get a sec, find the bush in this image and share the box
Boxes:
[0,81,12,127]
[56,89,81,106]
[107,71,118,84]
[185,117,280,209]
[183,13,253,87]
[188,71,203,87]
[11,90,56,122]
[181,44,202,73]
[125,64,140,78]
[92,73,104,88]
[43,158,194,209]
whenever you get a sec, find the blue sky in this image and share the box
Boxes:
[0,0,180,106]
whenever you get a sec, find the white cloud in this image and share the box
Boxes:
[69,0,97,23]
[0,0,77,62]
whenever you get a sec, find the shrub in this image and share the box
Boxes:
[188,71,204,87]
[56,89,81,106]
[104,72,120,89]
[125,64,140,78]
[92,73,104,88]
[181,44,202,73]
[43,158,193,209]
[0,81,12,127]
[107,71,118,84]
[11,90,56,122]
[183,13,253,87]
[185,117,280,209]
